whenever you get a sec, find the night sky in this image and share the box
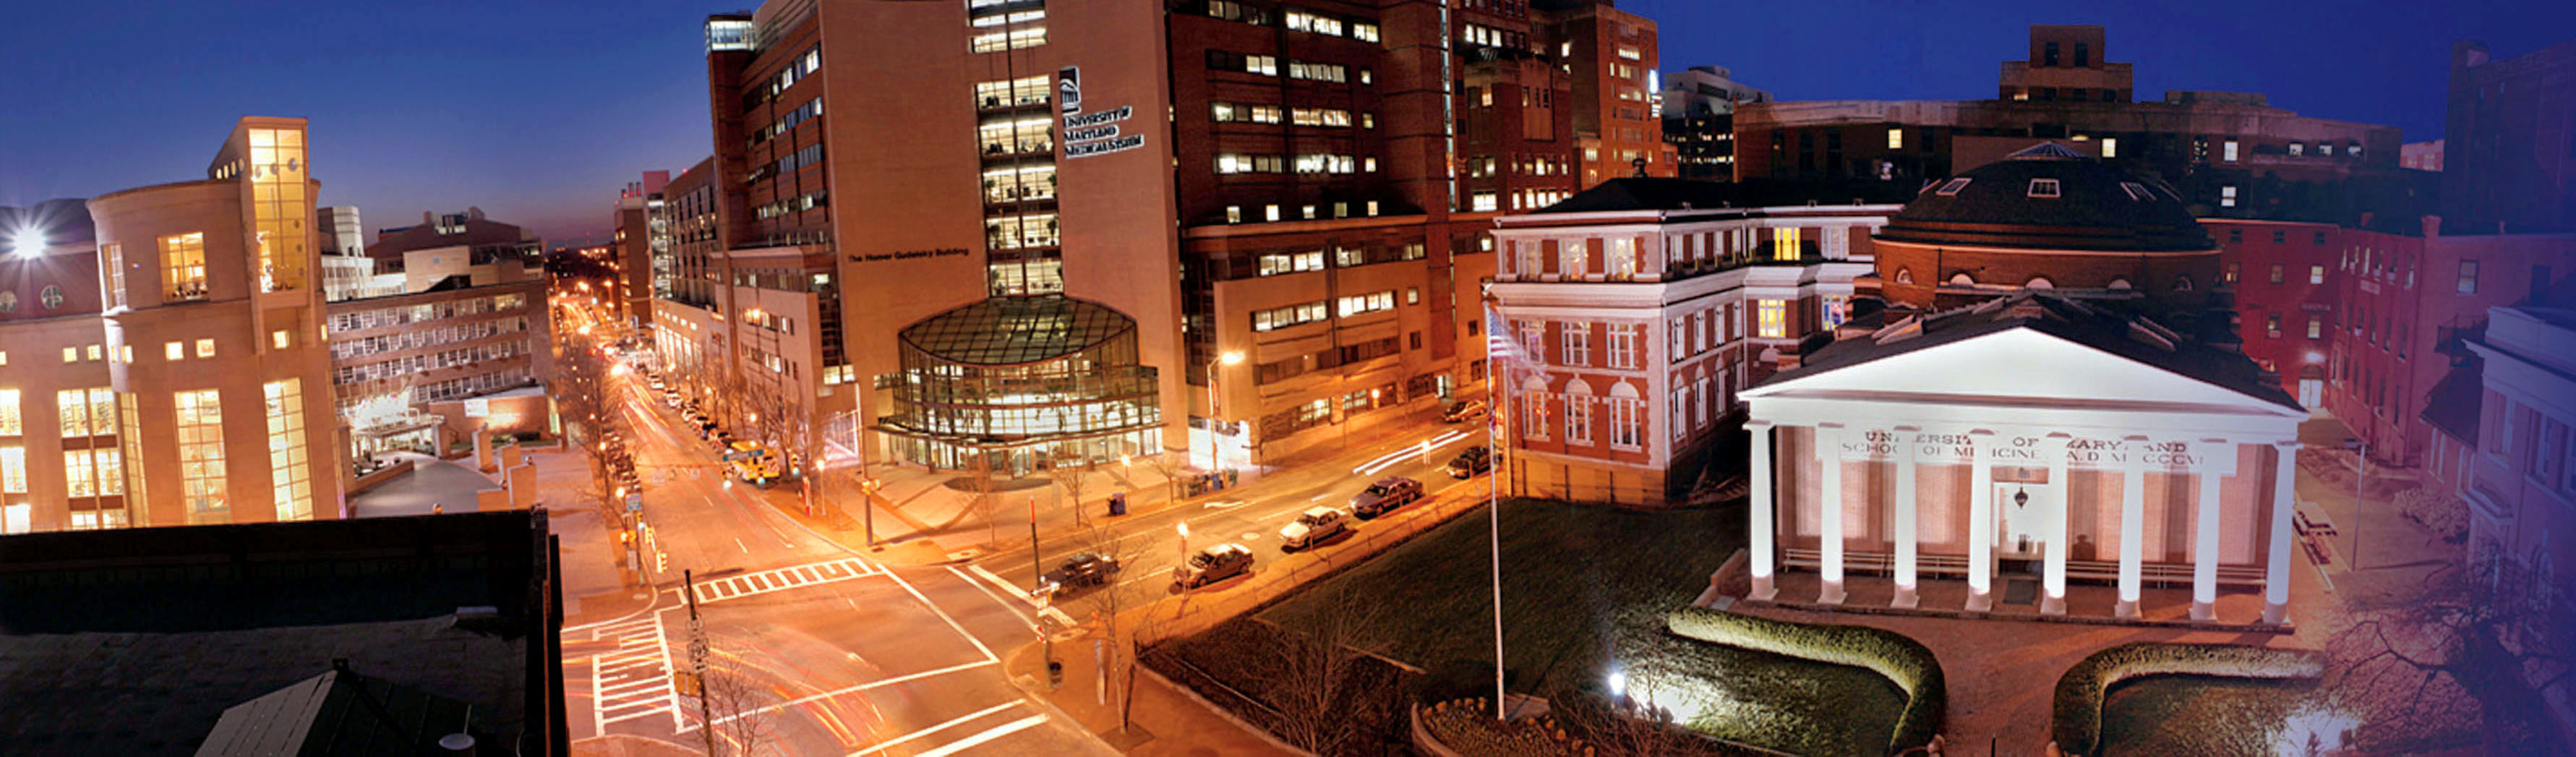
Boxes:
[3,0,2567,244]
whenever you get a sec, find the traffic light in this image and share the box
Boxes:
[655,549,669,573]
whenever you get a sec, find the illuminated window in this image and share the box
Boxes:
[1755,299,1787,338]
[2310,265,2326,285]
[176,389,227,513]
[0,447,22,494]
[1886,128,1903,150]
[1606,394,1643,450]
[162,232,207,301]
[2220,185,2238,208]
[61,347,75,363]
[1771,227,1802,261]
[0,390,18,435]
[2222,139,2239,162]
[1564,391,1593,445]
[247,128,309,292]
[1606,324,1639,369]
[58,388,112,437]
[2101,137,2117,158]
[196,338,215,358]
[166,341,184,361]
[85,344,100,361]
[103,243,126,309]
[119,394,146,505]
[2027,179,2061,198]
[1562,325,1590,366]
[272,330,291,348]
[265,379,312,521]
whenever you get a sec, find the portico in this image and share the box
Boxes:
[1741,294,2307,625]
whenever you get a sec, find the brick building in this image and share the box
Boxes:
[662,0,1662,474]
[2206,218,2344,406]
[2442,38,2576,234]
[1734,25,2418,223]
[1488,177,1911,505]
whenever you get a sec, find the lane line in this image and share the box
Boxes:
[846,700,1025,757]
[964,565,1037,607]
[949,565,1038,625]
[685,659,1002,733]
[914,714,1048,757]
[883,568,998,662]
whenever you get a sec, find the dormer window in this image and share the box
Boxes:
[2027,179,2061,198]
[1934,177,1972,196]
[2119,181,2153,201]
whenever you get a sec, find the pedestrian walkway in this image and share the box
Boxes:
[688,557,877,604]
[347,453,502,518]
[579,613,681,732]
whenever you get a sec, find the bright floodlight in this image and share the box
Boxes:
[8,228,43,258]
[1219,351,1245,366]
[1606,670,1627,697]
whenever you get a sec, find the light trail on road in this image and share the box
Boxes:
[1352,429,1474,476]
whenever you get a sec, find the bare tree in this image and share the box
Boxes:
[1059,522,1149,731]
[1137,450,1191,502]
[2325,543,2570,753]
[1546,674,1720,757]
[1045,457,1095,526]
[1262,586,1395,754]
[699,667,777,757]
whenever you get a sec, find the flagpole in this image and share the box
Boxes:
[1485,301,1507,720]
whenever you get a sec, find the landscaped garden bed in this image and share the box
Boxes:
[1666,607,1944,755]
[2052,641,2324,756]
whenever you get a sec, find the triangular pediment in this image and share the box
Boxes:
[1745,328,2301,416]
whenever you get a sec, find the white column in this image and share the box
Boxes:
[2040,434,2072,615]
[1817,424,1847,604]
[2115,436,2149,619]
[1891,427,1920,609]
[1747,420,1777,601]
[1965,429,1997,612]
[2190,438,2227,622]
[2262,440,2300,625]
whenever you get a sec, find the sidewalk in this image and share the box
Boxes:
[1005,635,1306,757]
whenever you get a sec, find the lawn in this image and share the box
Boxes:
[1254,498,1905,756]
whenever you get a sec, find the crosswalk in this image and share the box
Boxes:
[690,557,877,605]
[585,614,680,730]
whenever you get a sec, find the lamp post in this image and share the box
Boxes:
[1206,351,1245,471]
[2343,437,2368,570]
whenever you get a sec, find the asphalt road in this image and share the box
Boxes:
[962,416,1494,633]
[555,301,1115,757]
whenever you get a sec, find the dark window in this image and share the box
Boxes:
[2043,41,2061,67]
[2074,42,2090,67]
[2228,228,2243,243]
[2273,230,2287,244]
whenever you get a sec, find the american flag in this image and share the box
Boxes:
[1483,304,1524,368]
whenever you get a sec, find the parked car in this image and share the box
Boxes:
[1278,508,1351,551]
[1440,401,1488,424]
[1445,446,1492,478]
[1043,552,1123,592]
[1173,544,1254,589]
[1349,476,1424,518]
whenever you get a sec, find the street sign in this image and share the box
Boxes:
[626,493,643,512]
[672,670,702,698]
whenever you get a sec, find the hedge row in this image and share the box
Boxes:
[1665,607,1946,756]
[2050,641,2324,756]
[1417,699,1582,757]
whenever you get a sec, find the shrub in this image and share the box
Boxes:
[1666,607,1945,756]
[2050,641,2322,756]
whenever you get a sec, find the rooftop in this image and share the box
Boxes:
[899,295,1137,367]
[1875,142,2215,252]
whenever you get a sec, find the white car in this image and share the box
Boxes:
[1278,508,1350,552]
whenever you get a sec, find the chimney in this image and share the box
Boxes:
[2421,214,2442,239]
[422,210,434,224]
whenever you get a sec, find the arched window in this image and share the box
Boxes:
[1606,382,1644,450]
[2024,277,2055,289]
[2173,275,2194,292]
[1948,273,1977,286]
[1562,378,1596,445]
[1895,268,1915,285]
[2107,278,2132,290]
[1519,374,1552,440]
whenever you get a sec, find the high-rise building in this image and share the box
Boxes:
[611,171,672,325]
[74,116,348,530]
[371,207,544,275]
[666,0,1659,473]
[1659,65,1768,181]
[1734,25,2416,223]
[2442,38,2576,234]
[317,205,364,255]
[1537,0,1668,184]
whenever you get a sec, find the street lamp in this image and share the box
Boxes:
[1175,522,1190,565]
[2343,437,2369,570]
[1207,351,1245,469]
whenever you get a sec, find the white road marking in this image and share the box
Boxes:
[847,700,1027,756]
[952,566,1040,624]
[914,714,1048,757]
[688,557,878,605]
[965,565,1039,607]
[884,568,998,662]
[685,659,1002,733]
[735,537,749,553]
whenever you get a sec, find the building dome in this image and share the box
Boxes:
[897,294,1137,367]
[1876,142,2213,252]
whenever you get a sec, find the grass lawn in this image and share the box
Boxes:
[1256,498,1904,756]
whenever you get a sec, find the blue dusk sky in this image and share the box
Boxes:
[1,0,2566,244]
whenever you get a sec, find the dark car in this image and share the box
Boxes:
[1043,552,1123,592]
[1349,476,1424,518]
[1445,446,1492,478]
